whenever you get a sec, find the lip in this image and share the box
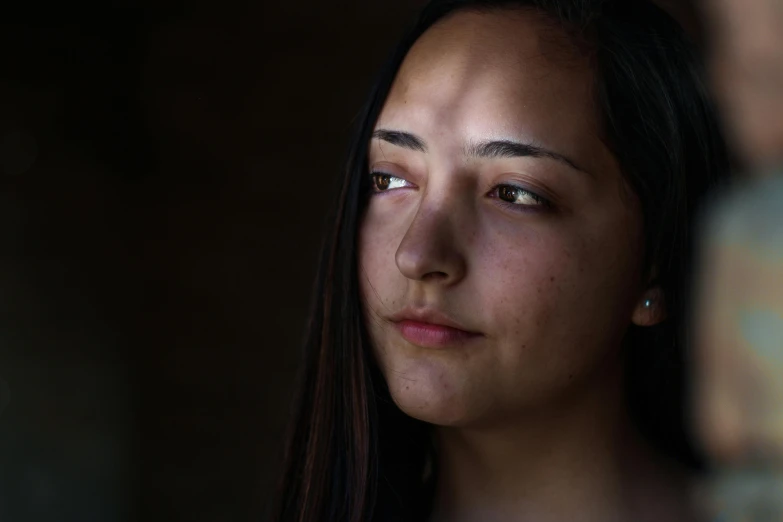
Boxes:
[390,307,482,348]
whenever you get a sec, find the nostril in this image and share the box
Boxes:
[422,271,448,281]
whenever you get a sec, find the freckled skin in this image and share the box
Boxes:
[358,10,650,429]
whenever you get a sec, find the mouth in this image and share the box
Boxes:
[393,320,482,348]
[389,307,483,348]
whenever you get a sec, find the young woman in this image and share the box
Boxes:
[273,1,731,520]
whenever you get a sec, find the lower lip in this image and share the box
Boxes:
[395,320,481,348]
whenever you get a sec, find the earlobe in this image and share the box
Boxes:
[632,287,667,326]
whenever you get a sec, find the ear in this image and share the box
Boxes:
[631,286,667,327]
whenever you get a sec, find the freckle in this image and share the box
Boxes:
[568,373,573,380]
[405,385,410,390]
[550,276,555,282]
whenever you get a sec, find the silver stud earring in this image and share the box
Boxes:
[644,299,653,308]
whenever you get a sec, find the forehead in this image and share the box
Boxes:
[377,9,606,168]
[399,8,586,84]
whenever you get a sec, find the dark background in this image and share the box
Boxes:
[0,1,698,521]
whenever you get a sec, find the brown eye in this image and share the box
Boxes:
[495,184,547,207]
[498,185,519,203]
[374,173,391,191]
[370,172,411,192]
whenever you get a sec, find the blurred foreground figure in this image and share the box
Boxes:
[694,0,783,518]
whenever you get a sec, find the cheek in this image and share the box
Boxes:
[474,228,575,337]
[358,213,408,370]
[474,222,640,390]
[358,214,398,309]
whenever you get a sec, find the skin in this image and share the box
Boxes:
[358,9,688,522]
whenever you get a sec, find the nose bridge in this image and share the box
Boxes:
[394,182,469,283]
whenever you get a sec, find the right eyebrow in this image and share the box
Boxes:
[371,129,427,153]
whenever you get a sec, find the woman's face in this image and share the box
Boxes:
[358,9,651,428]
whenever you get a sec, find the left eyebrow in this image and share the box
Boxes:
[372,129,589,176]
[465,139,585,174]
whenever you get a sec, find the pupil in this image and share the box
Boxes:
[499,186,518,202]
[376,174,391,190]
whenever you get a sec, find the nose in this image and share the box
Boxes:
[394,197,468,286]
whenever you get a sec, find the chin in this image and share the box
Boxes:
[385,367,480,427]
[393,393,474,427]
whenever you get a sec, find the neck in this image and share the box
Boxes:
[428,360,694,522]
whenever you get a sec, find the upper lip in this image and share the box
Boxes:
[389,306,482,335]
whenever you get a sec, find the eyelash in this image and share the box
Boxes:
[368,171,552,211]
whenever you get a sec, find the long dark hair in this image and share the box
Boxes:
[272,1,731,521]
